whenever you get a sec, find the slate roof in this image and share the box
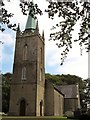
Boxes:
[45,79,64,96]
[56,84,79,98]
[54,86,65,96]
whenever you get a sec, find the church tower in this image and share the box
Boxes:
[9,13,45,116]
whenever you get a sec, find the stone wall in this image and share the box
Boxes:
[44,80,64,116]
[9,84,36,116]
[64,98,79,113]
[54,89,64,116]
[44,80,54,116]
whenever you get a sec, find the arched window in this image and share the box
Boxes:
[21,67,26,80]
[23,44,28,60]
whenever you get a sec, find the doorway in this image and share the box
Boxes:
[40,100,43,116]
[19,99,26,116]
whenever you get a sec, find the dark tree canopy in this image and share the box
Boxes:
[2,72,90,112]
[2,73,12,113]
[84,78,90,108]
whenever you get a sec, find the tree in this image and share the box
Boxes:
[45,1,90,64]
[2,73,12,113]
[83,78,90,108]
[0,0,90,64]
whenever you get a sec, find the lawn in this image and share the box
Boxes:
[0,116,76,120]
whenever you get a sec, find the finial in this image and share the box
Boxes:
[36,20,39,31]
[32,0,34,3]
[42,30,45,40]
[17,23,20,32]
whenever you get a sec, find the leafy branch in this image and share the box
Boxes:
[0,1,17,31]
[0,0,90,65]
[45,1,90,64]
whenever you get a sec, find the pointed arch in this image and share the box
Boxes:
[21,67,26,80]
[40,100,43,116]
[19,98,26,116]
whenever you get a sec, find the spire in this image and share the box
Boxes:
[25,0,37,31]
[25,0,40,33]
[25,14,37,31]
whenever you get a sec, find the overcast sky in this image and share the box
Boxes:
[0,0,89,79]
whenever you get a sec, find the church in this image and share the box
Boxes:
[9,12,80,116]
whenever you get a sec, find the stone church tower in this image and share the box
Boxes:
[9,14,45,116]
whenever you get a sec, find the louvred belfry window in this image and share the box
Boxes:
[40,69,42,81]
[23,44,28,60]
[21,67,26,80]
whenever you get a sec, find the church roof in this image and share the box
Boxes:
[25,14,37,30]
[56,84,79,98]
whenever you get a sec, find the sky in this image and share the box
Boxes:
[0,0,89,79]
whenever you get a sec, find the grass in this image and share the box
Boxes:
[0,116,75,120]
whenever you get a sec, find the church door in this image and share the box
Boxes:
[40,100,43,116]
[19,99,26,116]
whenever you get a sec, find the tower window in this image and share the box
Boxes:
[21,67,26,80]
[23,44,28,60]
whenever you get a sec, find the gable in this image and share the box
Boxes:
[56,84,79,98]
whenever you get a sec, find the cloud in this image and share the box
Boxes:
[58,54,88,79]
[0,32,15,46]
[2,51,14,73]
[1,0,88,79]
[0,31,15,73]
[45,38,88,79]
[4,0,27,30]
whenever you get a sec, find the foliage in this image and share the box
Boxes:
[46,73,84,85]
[83,79,90,108]
[0,0,90,64]
[0,0,42,31]
[2,73,12,113]
[45,1,90,64]
[0,1,17,31]
[19,0,42,17]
